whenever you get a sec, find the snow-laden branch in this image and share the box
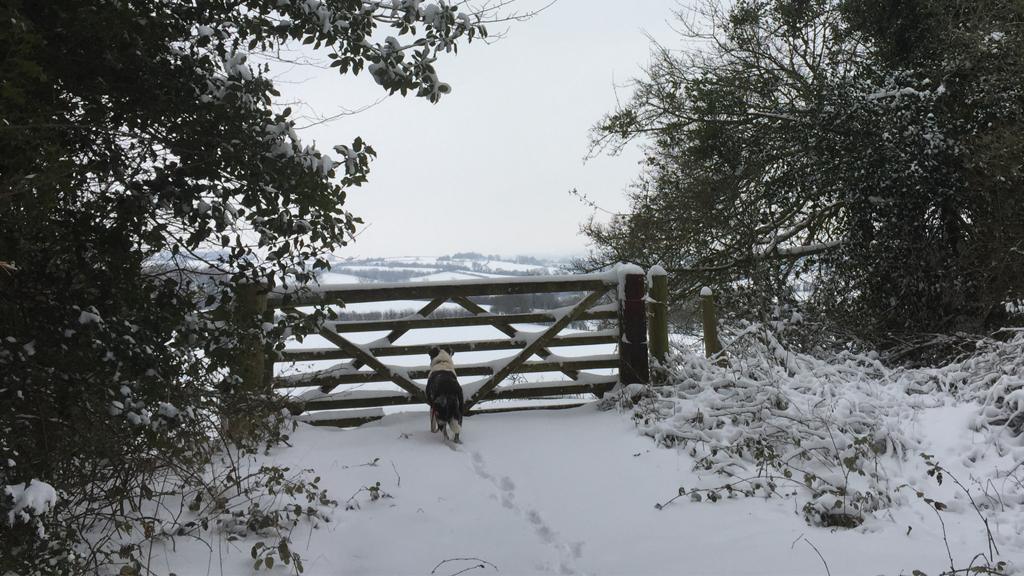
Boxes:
[773,239,843,257]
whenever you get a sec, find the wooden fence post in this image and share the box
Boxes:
[700,286,723,359]
[232,282,269,395]
[619,271,650,384]
[647,267,669,381]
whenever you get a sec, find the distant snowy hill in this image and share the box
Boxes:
[318,253,568,284]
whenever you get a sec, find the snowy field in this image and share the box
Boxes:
[149,399,1022,576]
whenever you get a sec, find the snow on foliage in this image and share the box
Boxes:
[898,329,1024,436]
[76,308,103,325]
[619,325,1024,528]
[5,480,57,536]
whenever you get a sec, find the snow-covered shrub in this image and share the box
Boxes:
[200,461,334,575]
[897,329,1024,436]
[628,324,1024,528]
[3,480,58,550]
[627,323,916,527]
[98,447,336,576]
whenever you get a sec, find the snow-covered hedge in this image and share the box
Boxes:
[897,329,1024,436]
[619,325,1024,527]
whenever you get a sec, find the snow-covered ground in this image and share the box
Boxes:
[149,398,1022,576]
[145,265,1023,575]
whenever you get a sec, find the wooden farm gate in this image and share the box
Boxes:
[243,267,668,427]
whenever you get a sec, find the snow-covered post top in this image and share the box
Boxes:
[647,264,668,280]
[699,286,723,359]
[647,266,669,372]
[617,265,650,385]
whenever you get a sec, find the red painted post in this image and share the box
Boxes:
[619,272,650,384]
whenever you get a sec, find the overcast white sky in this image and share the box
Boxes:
[277,0,681,258]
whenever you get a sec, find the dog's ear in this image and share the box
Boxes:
[428,346,440,359]
[442,345,454,357]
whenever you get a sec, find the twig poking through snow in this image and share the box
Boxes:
[390,460,401,488]
[340,457,380,469]
[431,557,499,575]
[802,538,831,576]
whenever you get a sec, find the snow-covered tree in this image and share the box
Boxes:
[583,0,1024,343]
[0,0,512,572]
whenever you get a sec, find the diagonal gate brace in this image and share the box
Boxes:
[308,297,445,394]
[320,297,447,393]
[450,296,581,381]
[466,288,609,409]
[283,307,425,401]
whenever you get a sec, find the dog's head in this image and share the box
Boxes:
[428,345,455,371]
[428,345,454,361]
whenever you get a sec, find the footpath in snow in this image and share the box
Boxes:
[156,402,1022,576]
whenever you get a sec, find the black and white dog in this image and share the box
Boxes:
[425,346,464,443]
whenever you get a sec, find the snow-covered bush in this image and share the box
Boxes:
[4,480,57,536]
[898,329,1024,436]
[624,324,1024,529]
[94,433,337,576]
[626,324,912,527]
